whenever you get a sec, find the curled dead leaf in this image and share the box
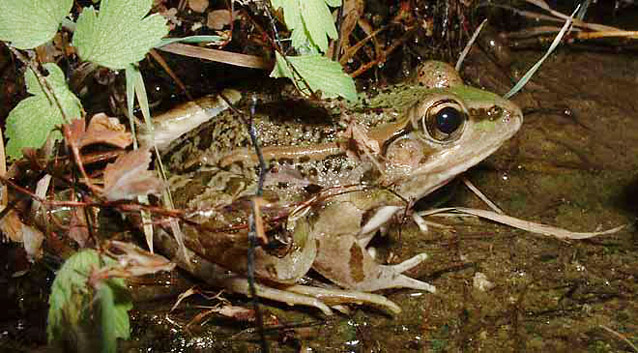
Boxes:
[68,207,90,247]
[82,113,133,149]
[337,117,380,160]
[0,210,44,260]
[67,114,132,149]
[102,149,164,201]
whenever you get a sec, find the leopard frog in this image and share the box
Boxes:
[153,61,523,314]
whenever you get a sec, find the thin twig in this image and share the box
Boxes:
[246,95,269,353]
[62,125,102,194]
[7,47,73,124]
[599,324,638,353]
[148,49,192,100]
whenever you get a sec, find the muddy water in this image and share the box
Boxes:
[122,51,638,352]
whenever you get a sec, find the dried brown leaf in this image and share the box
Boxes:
[339,0,364,50]
[68,207,90,247]
[67,118,86,146]
[81,113,133,149]
[0,210,44,260]
[207,9,237,30]
[102,149,164,201]
[337,117,380,160]
[188,0,209,13]
[66,114,132,149]
[217,305,255,321]
[104,240,175,277]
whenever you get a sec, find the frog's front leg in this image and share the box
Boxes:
[311,201,436,293]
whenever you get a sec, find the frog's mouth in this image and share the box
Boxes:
[399,113,522,200]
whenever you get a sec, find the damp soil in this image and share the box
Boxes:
[112,50,638,352]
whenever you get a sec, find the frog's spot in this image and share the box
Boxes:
[304,184,322,194]
[265,264,278,278]
[349,243,365,283]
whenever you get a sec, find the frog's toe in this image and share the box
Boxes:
[386,253,436,293]
[390,252,428,273]
[385,273,436,293]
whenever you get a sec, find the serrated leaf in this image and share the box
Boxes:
[300,0,338,52]
[96,279,133,353]
[271,52,357,101]
[5,63,82,159]
[47,249,132,352]
[271,0,339,53]
[73,0,168,69]
[0,0,72,49]
[47,250,100,342]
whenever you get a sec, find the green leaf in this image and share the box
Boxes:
[324,0,342,6]
[73,0,169,69]
[47,250,100,343]
[96,280,133,353]
[300,0,339,52]
[156,35,223,47]
[0,0,73,49]
[271,52,357,101]
[47,250,132,353]
[5,63,82,159]
[271,0,340,53]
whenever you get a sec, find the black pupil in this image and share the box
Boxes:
[435,107,463,134]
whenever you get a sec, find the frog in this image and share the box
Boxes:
[151,60,523,315]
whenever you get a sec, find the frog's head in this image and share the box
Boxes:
[381,61,523,200]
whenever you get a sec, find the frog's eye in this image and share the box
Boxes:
[421,101,466,142]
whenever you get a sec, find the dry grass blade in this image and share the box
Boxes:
[0,128,6,212]
[250,196,268,244]
[420,207,625,240]
[461,176,503,214]
[503,5,579,99]
[575,30,638,39]
[599,325,638,353]
[149,49,190,98]
[158,43,268,69]
[456,19,487,71]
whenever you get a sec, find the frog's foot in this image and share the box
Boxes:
[387,253,436,293]
[314,233,436,293]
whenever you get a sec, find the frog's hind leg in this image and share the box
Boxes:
[218,276,333,315]
[286,284,402,315]
[154,227,334,315]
